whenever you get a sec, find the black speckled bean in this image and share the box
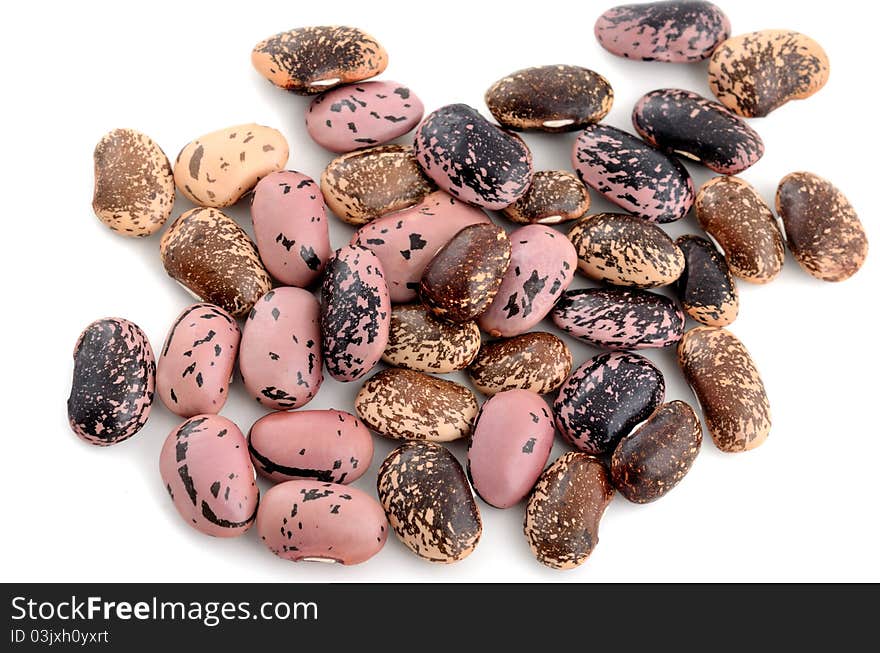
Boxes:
[554,352,665,454]
[67,318,155,446]
[551,288,684,350]
[595,1,730,63]
[572,124,694,223]
[632,88,764,174]
[413,104,533,210]
[675,235,739,326]
[320,245,390,382]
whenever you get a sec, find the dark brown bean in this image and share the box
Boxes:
[611,401,702,503]
[485,65,613,132]
[678,326,770,452]
[420,223,511,322]
[675,235,739,326]
[776,172,868,282]
[502,170,591,225]
[524,452,613,570]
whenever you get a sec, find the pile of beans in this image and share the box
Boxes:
[71,1,868,571]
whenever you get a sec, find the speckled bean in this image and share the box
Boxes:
[708,30,830,118]
[160,207,272,318]
[321,145,435,225]
[502,170,591,225]
[251,171,330,288]
[257,480,387,565]
[173,124,288,208]
[468,390,554,509]
[611,400,702,503]
[468,332,572,396]
[306,81,424,153]
[554,352,665,454]
[159,415,258,537]
[320,245,390,382]
[68,318,155,446]
[355,368,478,442]
[572,124,694,223]
[239,288,323,410]
[248,410,372,485]
[485,65,613,132]
[675,235,739,326]
[776,172,868,282]
[524,452,614,570]
[479,225,577,337]
[414,103,533,209]
[632,88,764,174]
[157,303,240,417]
[696,176,785,283]
[420,223,511,323]
[567,212,684,288]
[551,288,684,350]
[383,303,481,374]
[378,441,482,563]
[678,326,771,452]
[595,1,730,62]
[92,128,174,237]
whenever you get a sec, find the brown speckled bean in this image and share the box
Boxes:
[320,145,435,225]
[611,400,702,503]
[678,326,770,453]
[378,441,482,563]
[383,304,481,374]
[420,223,511,323]
[92,129,174,237]
[251,26,388,94]
[485,65,613,132]
[776,172,868,282]
[468,332,572,397]
[355,368,478,442]
[502,170,591,225]
[568,212,684,288]
[524,452,614,570]
[708,30,830,118]
[696,176,784,284]
[160,208,273,318]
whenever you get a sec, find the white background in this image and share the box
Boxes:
[3,0,878,583]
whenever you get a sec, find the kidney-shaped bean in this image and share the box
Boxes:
[160,414,258,537]
[239,288,323,410]
[257,480,388,565]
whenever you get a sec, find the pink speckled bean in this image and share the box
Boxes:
[468,390,554,509]
[306,81,424,153]
[594,1,730,63]
[248,410,373,485]
[239,288,323,409]
[551,288,684,350]
[257,480,388,565]
[157,303,240,418]
[351,191,489,303]
[479,225,577,337]
[251,171,330,288]
[159,414,259,538]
